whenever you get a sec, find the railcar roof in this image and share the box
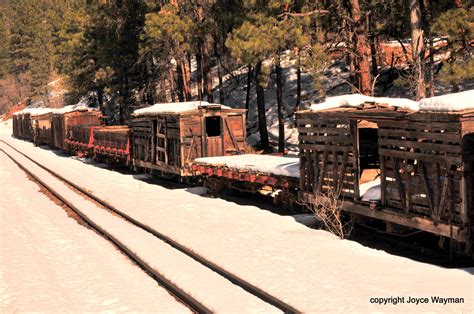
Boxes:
[306,89,474,115]
[133,101,237,116]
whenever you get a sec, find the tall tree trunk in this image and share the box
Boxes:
[217,57,224,104]
[176,62,185,102]
[410,0,426,100]
[295,51,301,112]
[168,68,177,102]
[276,55,285,153]
[196,44,203,100]
[245,64,253,121]
[368,14,378,77]
[202,41,214,103]
[179,57,192,101]
[255,61,269,151]
[423,0,434,97]
[350,0,372,95]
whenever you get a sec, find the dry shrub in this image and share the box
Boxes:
[302,181,354,239]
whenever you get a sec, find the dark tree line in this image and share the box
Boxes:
[0,0,472,151]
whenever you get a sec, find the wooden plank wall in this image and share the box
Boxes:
[132,117,154,163]
[297,113,359,200]
[378,114,467,226]
[51,114,65,149]
[223,113,246,155]
[180,114,203,166]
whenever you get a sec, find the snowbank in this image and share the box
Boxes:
[419,89,474,112]
[310,94,419,112]
[195,154,300,178]
[134,101,231,116]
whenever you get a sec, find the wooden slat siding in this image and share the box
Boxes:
[379,149,461,164]
[298,135,353,143]
[419,161,435,213]
[376,112,471,228]
[313,150,319,194]
[378,128,460,142]
[307,151,314,192]
[299,153,306,190]
[224,117,241,154]
[350,121,360,199]
[297,111,358,200]
[300,144,355,151]
[379,138,462,154]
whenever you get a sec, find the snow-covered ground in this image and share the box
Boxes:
[1,121,472,313]
[0,151,188,312]
[0,142,275,312]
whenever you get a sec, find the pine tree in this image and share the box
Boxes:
[143,4,195,102]
[433,6,474,92]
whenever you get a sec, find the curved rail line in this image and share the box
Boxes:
[0,140,299,313]
[0,147,211,313]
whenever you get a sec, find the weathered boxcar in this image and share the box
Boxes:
[20,112,32,141]
[30,109,53,146]
[297,104,474,255]
[132,102,246,177]
[12,113,21,138]
[51,108,102,150]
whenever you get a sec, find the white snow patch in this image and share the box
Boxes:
[310,90,474,113]
[360,179,381,202]
[310,94,419,112]
[419,89,474,112]
[195,154,300,178]
[134,101,231,116]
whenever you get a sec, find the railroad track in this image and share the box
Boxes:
[0,140,298,313]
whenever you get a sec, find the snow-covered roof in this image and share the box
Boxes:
[51,104,98,114]
[133,101,232,116]
[28,108,53,116]
[13,99,99,116]
[309,90,474,113]
[418,89,474,112]
[14,107,52,116]
[310,94,419,112]
[194,154,300,178]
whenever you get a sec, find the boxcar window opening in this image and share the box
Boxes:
[205,116,222,137]
[358,121,381,184]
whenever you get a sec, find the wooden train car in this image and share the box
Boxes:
[297,104,474,255]
[19,112,32,141]
[93,126,130,162]
[132,102,246,177]
[51,109,102,150]
[12,113,21,138]
[30,109,53,146]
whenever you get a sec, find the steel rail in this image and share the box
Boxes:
[1,140,300,313]
[0,147,211,313]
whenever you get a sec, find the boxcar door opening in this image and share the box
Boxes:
[205,116,223,157]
